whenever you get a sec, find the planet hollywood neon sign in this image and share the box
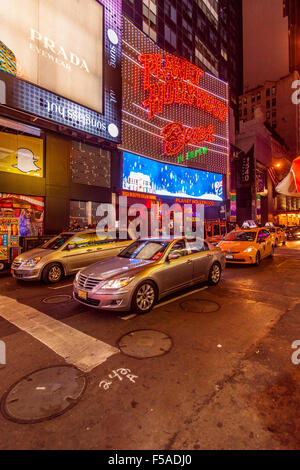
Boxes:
[138,53,228,156]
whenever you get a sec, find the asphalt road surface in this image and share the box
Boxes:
[0,241,300,450]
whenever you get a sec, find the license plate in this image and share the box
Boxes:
[226,255,234,260]
[78,289,87,300]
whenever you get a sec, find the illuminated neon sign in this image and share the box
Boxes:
[161,121,214,155]
[138,54,228,122]
[178,147,208,164]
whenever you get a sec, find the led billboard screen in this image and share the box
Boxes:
[121,18,229,174]
[0,0,122,142]
[122,151,223,201]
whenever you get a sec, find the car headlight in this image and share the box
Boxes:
[22,257,41,267]
[243,247,255,253]
[101,277,134,289]
[75,271,81,282]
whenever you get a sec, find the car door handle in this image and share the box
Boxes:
[186,260,193,264]
[87,249,94,252]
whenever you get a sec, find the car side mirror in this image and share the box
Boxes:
[167,252,181,261]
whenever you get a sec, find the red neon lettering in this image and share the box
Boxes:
[138,53,228,122]
[161,122,216,155]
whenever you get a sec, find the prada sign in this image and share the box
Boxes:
[0,0,103,113]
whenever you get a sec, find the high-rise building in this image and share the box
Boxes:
[238,71,300,157]
[242,0,290,92]
[284,0,300,74]
[122,0,243,117]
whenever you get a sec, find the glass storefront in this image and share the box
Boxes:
[0,193,44,236]
[69,200,102,230]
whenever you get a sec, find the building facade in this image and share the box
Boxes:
[122,0,243,120]
[118,17,229,234]
[233,116,292,226]
[238,71,300,157]
[0,0,122,268]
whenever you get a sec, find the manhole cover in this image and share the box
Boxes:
[118,329,173,359]
[42,295,72,304]
[180,299,220,313]
[1,365,86,424]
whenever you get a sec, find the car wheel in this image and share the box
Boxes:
[132,281,157,314]
[208,262,221,286]
[255,251,261,266]
[42,263,64,284]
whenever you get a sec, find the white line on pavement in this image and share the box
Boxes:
[119,313,138,321]
[0,295,119,372]
[49,283,74,290]
[153,286,208,309]
[118,286,209,319]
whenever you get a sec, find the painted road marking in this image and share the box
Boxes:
[119,314,138,321]
[118,286,209,319]
[154,286,208,309]
[49,283,74,290]
[0,295,119,372]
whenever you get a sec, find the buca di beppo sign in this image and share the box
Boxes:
[138,53,228,156]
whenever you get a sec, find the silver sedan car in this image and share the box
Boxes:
[73,237,225,314]
[11,230,133,284]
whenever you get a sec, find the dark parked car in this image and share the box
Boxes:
[286,226,300,240]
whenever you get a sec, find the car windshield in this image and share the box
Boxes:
[41,234,73,250]
[224,231,256,242]
[118,240,169,260]
[267,228,276,233]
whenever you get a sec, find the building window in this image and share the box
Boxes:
[164,0,177,24]
[257,92,261,102]
[182,18,193,41]
[195,36,218,76]
[266,88,270,97]
[252,95,255,103]
[221,47,228,61]
[266,100,270,108]
[243,97,247,105]
[272,86,276,95]
[165,24,177,48]
[272,98,276,107]
[182,42,193,62]
[272,121,277,128]
[272,109,276,118]
[143,0,157,42]
[182,0,192,18]
[197,15,206,33]
[266,111,270,119]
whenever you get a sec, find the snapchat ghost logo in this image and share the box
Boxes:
[13,148,41,174]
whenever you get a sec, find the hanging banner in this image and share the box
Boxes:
[276,156,300,197]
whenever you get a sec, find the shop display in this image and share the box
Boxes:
[0,217,20,264]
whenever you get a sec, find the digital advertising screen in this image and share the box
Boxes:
[122,151,223,202]
[121,18,229,175]
[0,0,122,142]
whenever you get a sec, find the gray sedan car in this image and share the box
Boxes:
[11,230,133,284]
[73,237,225,314]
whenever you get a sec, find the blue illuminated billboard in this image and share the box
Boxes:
[122,152,223,201]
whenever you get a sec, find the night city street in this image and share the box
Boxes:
[1,0,300,457]
[0,242,299,451]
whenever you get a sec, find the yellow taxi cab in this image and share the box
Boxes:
[217,227,274,265]
[264,226,286,247]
